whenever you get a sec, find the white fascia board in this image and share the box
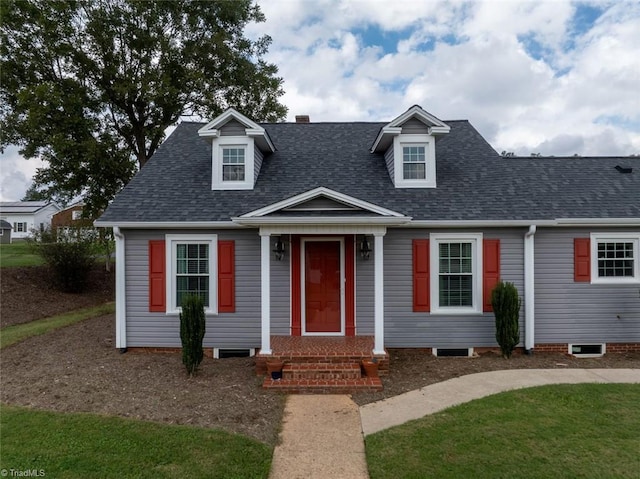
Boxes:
[198,129,220,138]
[240,186,405,218]
[233,216,411,226]
[198,107,262,136]
[402,220,557,228]
[246,128,276,152]
[389,105,449,129]
[555,218,640,226]
[429,125,451,135]
[370,126,403,153]
[93,221,241,229]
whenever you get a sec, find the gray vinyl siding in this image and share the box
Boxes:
[123,228,262,349]
[254,147,264,184]
[383,228,525,348]
[219,119,246,136]
[356,254,375,334]
[384,146,394,182]
[271,243,291,335]
[534,227,640,344]
[401,118,430,134]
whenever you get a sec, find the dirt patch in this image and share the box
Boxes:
[0,265,115,327]
[351,348,640,405]
[0,314,285,445]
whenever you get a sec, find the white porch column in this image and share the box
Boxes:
[113,227,126,349]
[260,233,272,355]
[524,225,536,352]
[373,233,385,355]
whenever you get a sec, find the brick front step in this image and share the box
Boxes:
[263,377,383,394]
[283,362,362,380]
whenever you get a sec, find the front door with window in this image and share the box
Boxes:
[303,240,342,334]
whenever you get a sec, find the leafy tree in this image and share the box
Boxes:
[1,0,287,217]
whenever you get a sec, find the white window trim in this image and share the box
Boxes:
[212,136,255,190]
[393,134,436,188]
[165,234,218,315]
[72,210,82,220]
[590,232,640,284]
[430,233,483,315]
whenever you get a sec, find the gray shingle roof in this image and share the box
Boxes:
[98,120,640,224]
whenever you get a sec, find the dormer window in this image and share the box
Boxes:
[222,147,246,182]
[211,136,255,190]
[370,105,450,189]
[198,108,276,191]
[394,134,436,188]
[403,145,426,180]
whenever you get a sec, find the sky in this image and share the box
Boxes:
[1,0,639,202]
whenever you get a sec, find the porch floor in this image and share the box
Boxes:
[264,335,379,358]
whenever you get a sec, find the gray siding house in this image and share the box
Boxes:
[96,106,640,364]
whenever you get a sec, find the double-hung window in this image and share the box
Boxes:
[222,147,246,182]
[166,234,217,313]
[403,146,426,180]
[430,233,483,313]
[590,233,640,283]
[14,222,27,233]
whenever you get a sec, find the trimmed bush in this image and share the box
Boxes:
[491,281,521,358]
[30,228,97,293]
[179,294,206,376]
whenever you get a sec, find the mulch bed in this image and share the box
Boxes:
[0,265,115,327]
[1,265,639,445]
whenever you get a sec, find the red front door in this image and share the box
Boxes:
[304,241,341,333]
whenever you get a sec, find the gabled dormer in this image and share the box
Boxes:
[198,108,275,190]
[371,105,450,188]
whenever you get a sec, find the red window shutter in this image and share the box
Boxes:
[413,239,430,312]
[148,240,166,312]
[574,238,591,282]
[218,240,235,313]
[483,239,500,312]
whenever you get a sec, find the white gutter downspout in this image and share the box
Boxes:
[524,225,536,353]
[113,227,127,351]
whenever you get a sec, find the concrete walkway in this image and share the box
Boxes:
[270,395,369,479]
[269,369,640,479]
[360,368,640,436]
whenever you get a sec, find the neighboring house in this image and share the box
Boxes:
[96,105,639,388]
[0,220,12,244]
[0,201,60,240]
[51,202,97,238]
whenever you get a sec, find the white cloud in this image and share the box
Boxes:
[2,0,639,200]
[0,146,45,202]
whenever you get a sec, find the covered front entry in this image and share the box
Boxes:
[303,239,343,334]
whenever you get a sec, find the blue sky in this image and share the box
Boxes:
[1,0,639,201]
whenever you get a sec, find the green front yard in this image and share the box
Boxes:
[366,383,640,479]
[0,242,44,267]
[0,405,272,479]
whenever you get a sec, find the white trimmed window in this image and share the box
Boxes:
[166,234,217,314]
[212,136,255,190]
[430,233,483,314]
[72,210,82,220]
[13,222,27,232]
[393,134,436,188]
[590,233,640,284]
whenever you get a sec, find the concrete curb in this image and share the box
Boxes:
[359,368,640,436]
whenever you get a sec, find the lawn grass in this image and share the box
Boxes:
[0,302,115,349]
[0,241,44,267]
[0,405,272,479]
[366,384,640,479]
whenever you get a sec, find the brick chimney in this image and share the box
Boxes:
[295,115,310,123]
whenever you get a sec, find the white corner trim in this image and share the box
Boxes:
[260,233,272,355]
[113,227,127,349]
[373,233,385,355]
[239,186,406,218]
